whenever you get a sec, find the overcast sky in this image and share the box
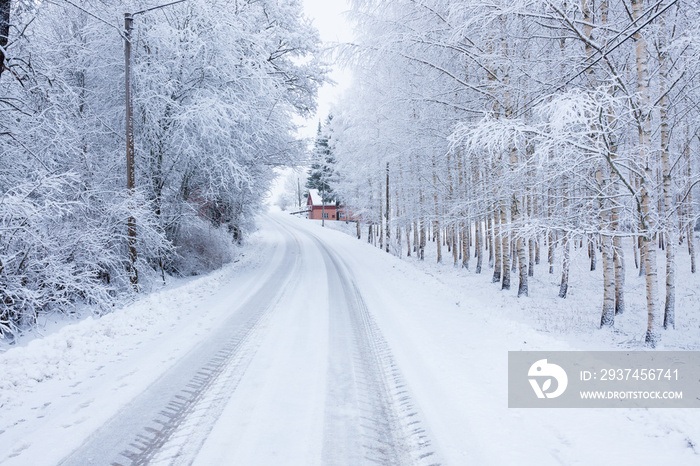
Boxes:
[298,0,354,139]
[268,0,354,205]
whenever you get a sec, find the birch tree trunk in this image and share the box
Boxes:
[517,235,528,297]
[559,174,570,298]
[548,231,555,274]
[601,227,615,327]
[658,20,675,329]
[533,194,540,265]
[476,216,483,274]
[631,0,661,346]
[599,166,615,326]
[385,162,390,253]
[589,239,597,271]
[461,223,469,269]
[638,235,646,277]
[406,223,411,257]
[420,217,426,260]
[559,233,571,298]
[512,192,528,295]
[492,208,502,283]
[689,224,696,274]
[488,214,494,268]
[434,221,441,262]
[379,185,384,250]
[453,226,459,266]
[433,158,441,263]
[396,204,402,259]
[601,0,625,315]
[526,183,534,277]
[413,220,418,255]
[501,201,511,290]
[612,208,626,315]
[685,136,696,273]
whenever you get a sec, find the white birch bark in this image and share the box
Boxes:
[631,0,661,346]
[612,208,626,315]
[601,229,616,326]
[476,215,483,274]
[492,208,502,283]
[658,16,675,329]
[501,201,511,290]
[559,232,571,298]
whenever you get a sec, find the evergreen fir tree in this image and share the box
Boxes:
[306,115,337,203]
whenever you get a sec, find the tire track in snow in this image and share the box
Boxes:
[309,232,440,466]
[143,220,305,465]
[59,223,303,466]
[117,316,266,466]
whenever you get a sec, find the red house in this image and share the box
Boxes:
[306,189,353,221]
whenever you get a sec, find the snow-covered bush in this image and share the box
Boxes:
[0,175,170,337]
[168,216,239,277]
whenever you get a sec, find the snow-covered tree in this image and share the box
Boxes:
[306,115,337,203]
[331,0,700,346]
[0,0,325,337]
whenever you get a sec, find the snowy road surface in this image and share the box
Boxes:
[2,212,700,465]
[1,214,438,466]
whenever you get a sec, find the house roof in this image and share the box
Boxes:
[308,189,322,205]
[308,188,334,206]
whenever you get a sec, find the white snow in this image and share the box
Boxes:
[191,229,329,465]
[0,212,699,465]
[287,216,700,465]
[0,227,283,464]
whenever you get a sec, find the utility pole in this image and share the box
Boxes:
[124,12,137,288]
[124,0,187,289]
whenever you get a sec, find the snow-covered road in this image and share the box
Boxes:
[2,212,699,465]
[1,214,438,466]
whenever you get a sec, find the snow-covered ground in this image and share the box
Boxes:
[0,226,278,464]
[322,218,700,351]
[317,217,700,464]
[1,211,699,465]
